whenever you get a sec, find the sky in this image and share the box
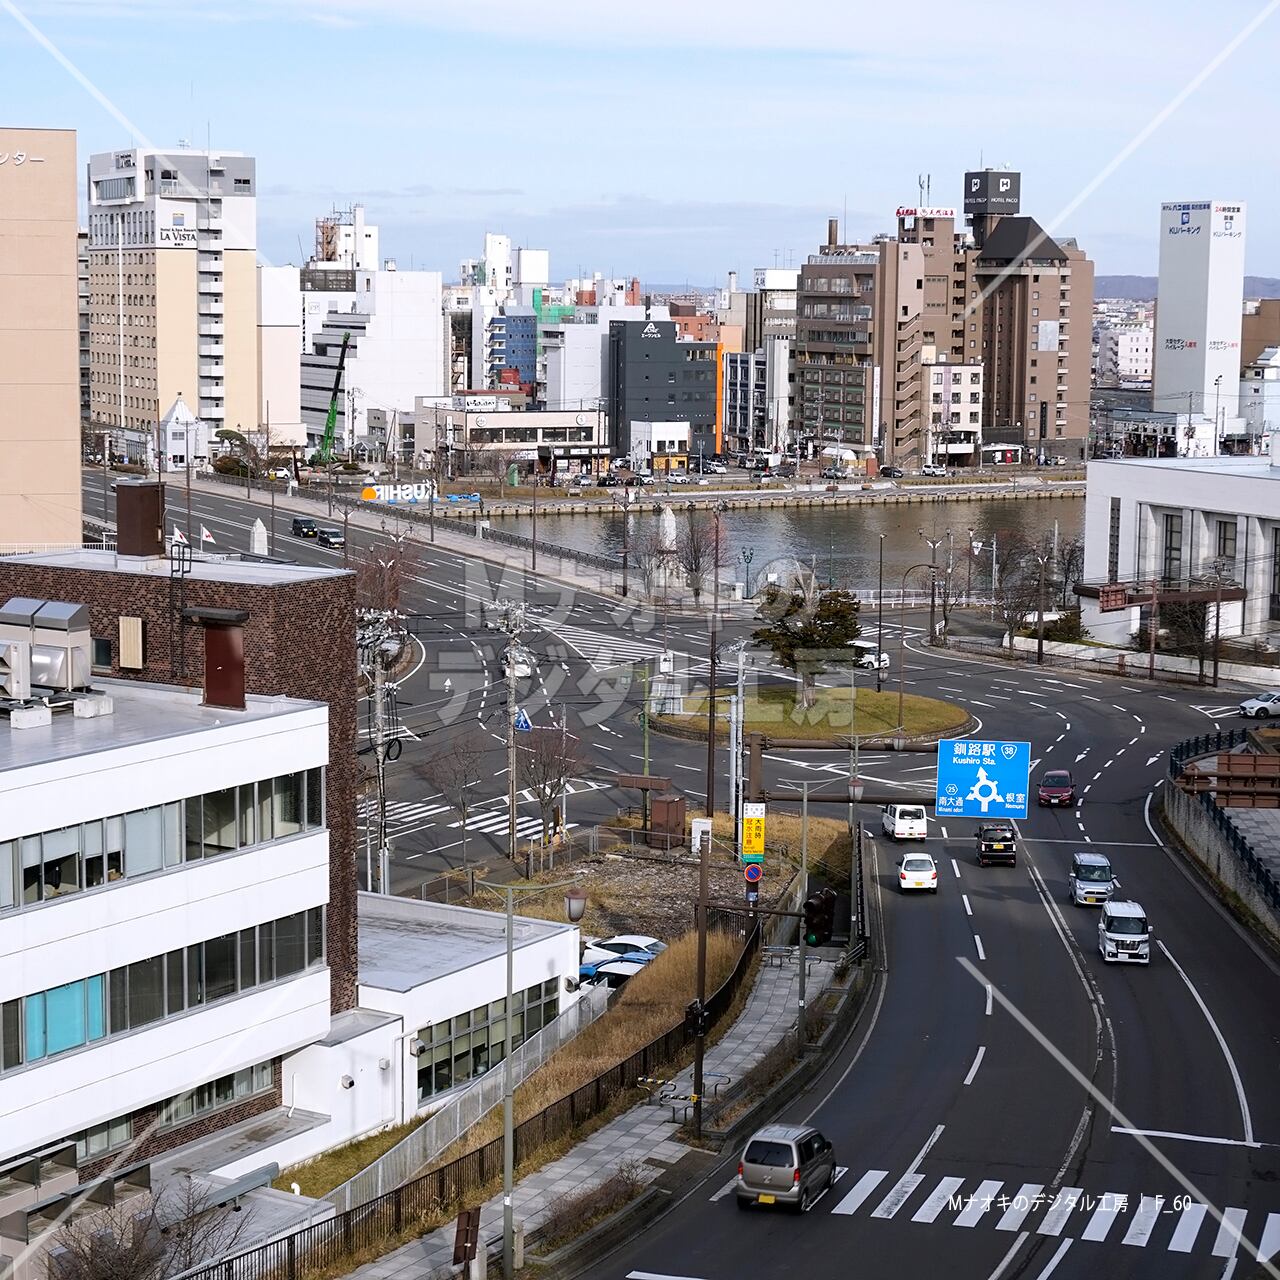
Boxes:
[3,0,1279,285]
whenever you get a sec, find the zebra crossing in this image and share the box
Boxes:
[358,779,608,839]
[533,619,676,672]
[445,810,577,840]
[817,1165,1278,1262]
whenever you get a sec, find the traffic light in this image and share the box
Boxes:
[684,999,707,1037]
[803,888,836,947]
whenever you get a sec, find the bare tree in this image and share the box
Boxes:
[486,448,520,498]
[49,1178,256,1280]
[630,521,669,599]
[1056,534,1085,608]
[353,527,422,612]
[518,723,589,851]
[415,727,489,868]
[676,509,730,602]
[991,536,1042,649]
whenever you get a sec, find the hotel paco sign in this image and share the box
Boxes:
[360,481,437,505]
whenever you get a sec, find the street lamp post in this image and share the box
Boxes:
[920,532,943,645]
[897,562,934,737]
[499,882,587,1280]
[740,546,755,598]
[876,534,886,693]
[1214,374,1223,455]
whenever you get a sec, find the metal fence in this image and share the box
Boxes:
[323,985,610,1213]
[1167,728,1280,914]
[181,918,761,1280]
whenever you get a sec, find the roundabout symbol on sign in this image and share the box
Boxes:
[744,863,763,884]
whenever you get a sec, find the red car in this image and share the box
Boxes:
[1037,770,1076,807]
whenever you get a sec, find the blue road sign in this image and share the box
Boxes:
[513,707,533,733]
[935,739,1031,820]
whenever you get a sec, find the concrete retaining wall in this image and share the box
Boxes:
[1008,634,1278,686]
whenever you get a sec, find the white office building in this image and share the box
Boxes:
[256,265,306,448]
[1241,347,1280,448]
[1095,325,1153,386]
[923,356,984,466]
[1153,201,1247,420]
[542,306,670,413]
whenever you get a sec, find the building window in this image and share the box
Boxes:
[160,1061,273,1128]
[1271,530,1280,622]
[75,1116,133,1164]
[1108,498,1121,583]
[1161,512,1183,585]
[1216,519,1237,576]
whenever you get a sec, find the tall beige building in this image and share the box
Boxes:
[0,126,82,547]
[86,146,258,467]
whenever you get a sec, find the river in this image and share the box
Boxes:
[502,495,1083,593]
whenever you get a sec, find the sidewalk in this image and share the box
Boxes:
[350,953,835,1280]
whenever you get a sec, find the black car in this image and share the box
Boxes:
[291,517,318,538]
[976,822,1017,867]
[598,472,621,488]
[882,465,904,478]
[776,463,797,478]
[316,527,345,548]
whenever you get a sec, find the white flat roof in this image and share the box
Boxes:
[1089,456,1280,483]
[358,893,574,992]
[3,548,347,588]
[0,679,323,776]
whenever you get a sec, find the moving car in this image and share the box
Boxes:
[291,517,318,538]
[1068,851,1119,907]
[1098,899,1152,964]
[976,821,1016,866]
[581,934,668,966]
[819,466,850,480]
[775,463,798,478]
[749,467,773,480]
[896,853,938,893]
[847,639,890,671]
[500,650,535,679]
[704,460,728,474]
[316,527,345,548]
[881,804,927,841]
[1239,690,1280,718]
[1037,769,1076,807]
[736,1124,836,1212]
[598,472,622,488]
[920,463,948,477]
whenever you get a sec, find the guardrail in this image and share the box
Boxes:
[180,918,761,1280]
[1167,728,1250,778]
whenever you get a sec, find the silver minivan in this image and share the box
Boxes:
[1068,851,1119,907]
[736,1123,836,1212]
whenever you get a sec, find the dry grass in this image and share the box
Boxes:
[276,1118,427,1199]
[533,1161,646,1253]
[662,687,967,742]
[427,930,738,1170]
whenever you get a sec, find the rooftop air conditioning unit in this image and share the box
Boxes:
[0,598,92,692]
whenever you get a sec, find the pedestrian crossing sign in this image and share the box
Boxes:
[513,708,533,732]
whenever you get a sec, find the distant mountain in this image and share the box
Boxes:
[1095,274,1280,300]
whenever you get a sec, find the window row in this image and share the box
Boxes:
[416,979,560,1103]
[0,769,324,913]
[0,909,324,1074]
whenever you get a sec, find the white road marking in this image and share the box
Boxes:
[954,1179,1003,1227]
[831,1169,889,1215]
[962,894,973,916]
[1212,1206,1248,1258]
[1081,1193,1125,1241]
[987,1231,1031,1278]
[1074,751,1089,762]
[1110,1126,1259,1148]
[974,934,986,961]
[941,825,949,839]
[985,983,993,1016]
[1168,1202,1209,1252]
[1256,1214,1280,1267]
[951,858,961,878]
[905,1124,946,1176]
[1033,1238,1073,1277]
[1158,941,1254,1145]
[1146,755,1161,766]
[911,1176,965,1224]
[1037,1187,1082,1236]
[963,1046,985,1085]
[709,1176,737,1202]
[627,1273,709,1280]
[870,1173,925,1219]
[1122,1195,1165,1246]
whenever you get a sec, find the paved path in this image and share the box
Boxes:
[350,953,836,1280]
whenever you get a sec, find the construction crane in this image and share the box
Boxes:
[320,331,351,464]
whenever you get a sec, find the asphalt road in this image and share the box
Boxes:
[83,474,1280,1277]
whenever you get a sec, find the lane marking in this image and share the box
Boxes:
[1110,1126,1261,1149]
[955,1178,1003,1227]
[1080,1193,1125,1241]
[1257,1215,1280,1268]
[1037,1187,1083,1236]
[870,1172,925,1219]
[962,894,973,916]
[951,858,961,879]
[911,1176,964,1223]
[1169,1202,1209,1253]
[708,1176,736,1202]
[1122,1194,1165,1246]
[1213,1206,1248,1258]
[831,1169,888,1216]
[1033,1238,1073,1277]
[905,1123,946,1176]
[995,1187,1043,1232]
[1158,941,1254,1145]
[974,934,986,961]
[964,1046,986,1085]
[986,1231,1031,1279]
[941,825,950,839]
[985,983,993,1016]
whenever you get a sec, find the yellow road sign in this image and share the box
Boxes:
[742,802,765,857]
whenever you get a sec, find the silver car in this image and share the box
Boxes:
[736,1123,836,1212]
[1068,851,1119,907]
[1239,690,1280,718]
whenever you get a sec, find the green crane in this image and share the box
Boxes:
[320,331,352,464]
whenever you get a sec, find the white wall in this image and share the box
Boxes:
[258,266,305,446]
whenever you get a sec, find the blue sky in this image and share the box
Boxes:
[3,0,1278,283]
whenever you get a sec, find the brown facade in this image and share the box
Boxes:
[0,546,359,1014]
[1242,299,1280,371]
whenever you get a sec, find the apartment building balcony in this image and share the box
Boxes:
[200,403,226,421]
[197,321,223,337]
[198,342,224,358]
[198,363,222,378]
[198,300,225,317]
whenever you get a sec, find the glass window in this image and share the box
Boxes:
[163,803,182,867]
[238,784,257,847]
[273,775,303,838]
[305,768,324,830]
[125,808,164,876]
[258,923,275,983]
[275,913,306,978]
[185,797,203,862]
[22,837,43,903]
[2,998,21,1070]
[204,933,238,1002]
[166,950,185,1015]
[239,929,257,989]
[306,907,324,966]
[126,957,165,1029]
[187,942,204,1007]
[0,840,14,911]
[44,981,89,1056]
[256,784,274,844]
[109,967,129,1034]
[202,790,238,856]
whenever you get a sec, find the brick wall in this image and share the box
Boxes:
[79,1060,283,1181]
[0,557,360,1014]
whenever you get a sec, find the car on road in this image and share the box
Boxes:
[316,527,345,548]
[703,460,728,474]
[267,467,292,481]
[880,465,904,478]
[819,466,850,480]
[847,639,890,670]
[500,650,535,679]
[749,467,773,480]
[1036,769,1076,806]
[976,821,1017,866]
[775,463,798,479]
[920,463,948,477]
[291,517,318,538]
[1068,851,1119,907]
[1239,690,1280,718]
[896,852,938,893]
[581,934,668,966]
[623,473,652,487]
[735,1124,836,1212]
[881,804,927,841]
[1098,899,1152,964]
[598,472,622,488]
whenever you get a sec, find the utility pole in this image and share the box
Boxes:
[531,472,538,571]
[493,601,529,869]
[357,609,403,894]
[921,532,943,645]
[704,505,725,817]
[1148,578,1159,680]
[876,534,885,693]
[798,781,809,1055]
[1036,550,1049,664]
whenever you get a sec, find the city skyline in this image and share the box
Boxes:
[4,0,1279,281]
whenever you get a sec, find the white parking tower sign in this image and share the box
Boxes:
[935,739,1031,819]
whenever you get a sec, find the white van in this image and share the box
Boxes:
[881,804,928,841]
[847,640,890,670]
[1097,900,1152,964]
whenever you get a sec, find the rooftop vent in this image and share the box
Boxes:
[0,598,111,730]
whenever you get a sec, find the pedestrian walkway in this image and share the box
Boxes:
[347,952,835,1280]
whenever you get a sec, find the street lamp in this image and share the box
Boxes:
[919,531,944,645]
[740,546,755,598]
[876,534,886,693]
[1214,374,1223,455]
[897,562,935,739]
[496,880,587,1280]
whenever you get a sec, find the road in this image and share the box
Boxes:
[83,474,1280,1277]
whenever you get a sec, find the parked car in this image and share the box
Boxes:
[598,472,622,488]
[578,957,649,989]
[623,473,652,487]
[847,639,890,670]
[1068,851,1119,907]
[267,467,292,481]
[749,467,773,481]
[667,472,692,484]
[920,463,948,477]
[1239,691,1280,718]
[581,934,668,966]
[881,465,904,478]
[1098,900,1152,964]
[704,460,728,474]
[291,517,318,538]
[896,852,938,893]
[735,1124,837,1212]
[500,650,535,679]
[819,466,850,480]
[316,527,345,548]
[976,821,1017,866]
[881,804,928,841]
[1036,769,1076,807]
[775,463,797,478]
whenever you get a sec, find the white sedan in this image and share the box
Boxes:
[897,854,939,894]
[581,934,667,966]
[1239,691,1280,718]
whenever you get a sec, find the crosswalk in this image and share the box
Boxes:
[534,619,675,671]
[446,810,577,840]
[736,1164,1278,1262]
